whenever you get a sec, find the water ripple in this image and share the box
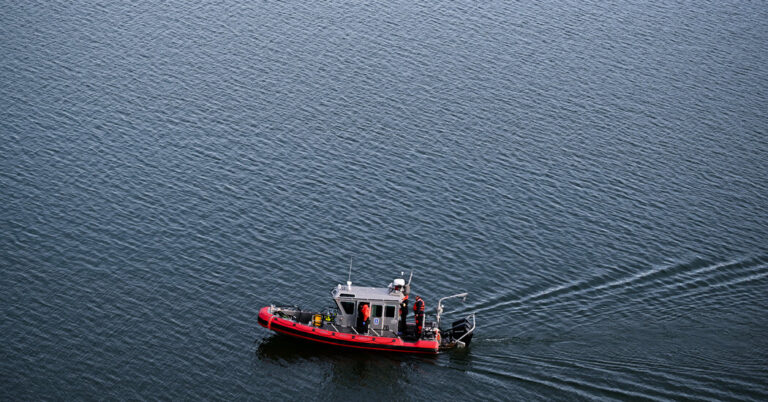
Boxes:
[2,0,768,399]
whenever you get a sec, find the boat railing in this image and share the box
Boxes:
[435,292,468,329]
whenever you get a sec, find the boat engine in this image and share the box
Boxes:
[449,317,474,347]
[439,314,475,350]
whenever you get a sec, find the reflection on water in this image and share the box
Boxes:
[256,334,439,398]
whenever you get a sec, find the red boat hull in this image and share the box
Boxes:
[258,306,440,354]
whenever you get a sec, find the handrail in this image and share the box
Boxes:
[435,292,468,329]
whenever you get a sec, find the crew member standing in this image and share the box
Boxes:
[413,295,425,338]
[398,294,409,335]
[361,303,371,334]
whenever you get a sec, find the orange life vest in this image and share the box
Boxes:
[413,298,424,314]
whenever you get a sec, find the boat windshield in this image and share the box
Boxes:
[340,301,355,314]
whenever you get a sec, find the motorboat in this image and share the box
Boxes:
[257,275,475,354]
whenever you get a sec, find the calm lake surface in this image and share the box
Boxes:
[2,1,767,400]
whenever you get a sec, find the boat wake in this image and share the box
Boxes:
[457,255,768,400]
[470,255,768,330]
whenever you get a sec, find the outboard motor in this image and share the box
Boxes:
[450,317,474,346]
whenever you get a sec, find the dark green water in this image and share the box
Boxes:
[2,1,767,400]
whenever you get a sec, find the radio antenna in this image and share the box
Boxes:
[347,257,353,289]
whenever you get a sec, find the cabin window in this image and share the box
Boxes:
[340,301,355,315]
[373,305,383,318]
[385,305,396,318]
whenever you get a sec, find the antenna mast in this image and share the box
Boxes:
[347,257,353,290]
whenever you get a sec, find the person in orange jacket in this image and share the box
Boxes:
[413,295,425,338]
[361,303,371,333]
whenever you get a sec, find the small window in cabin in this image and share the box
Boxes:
[385,305,396,318]
[340,301,355,315]
[373,305,383,318]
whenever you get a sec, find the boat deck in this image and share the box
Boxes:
[272,306,436,341]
